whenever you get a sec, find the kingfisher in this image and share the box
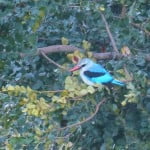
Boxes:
[70,58,125,86]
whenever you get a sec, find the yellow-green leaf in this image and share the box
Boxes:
[61,37,69,45]
[79,89,88,96]
[87,86,95,94]
[121,100,127,106]
[82,40,91,50]
[99,5,105,11]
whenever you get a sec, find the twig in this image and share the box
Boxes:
[123,65,133,81]
[122,79,133,83]
[93,52,122,60]
[146,54,150,61]
[56,98,107,131]
[40,50,69,71]
[56,133,73,139]
[100,12,119,53]
[67,97,82,101]
[131,22,150,36]
[36,89,66,94]
[120,5,127,18]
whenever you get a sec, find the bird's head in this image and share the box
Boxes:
[70,58,93,72]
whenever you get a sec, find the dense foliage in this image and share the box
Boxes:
[0,0,150,149]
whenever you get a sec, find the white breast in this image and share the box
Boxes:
[79,61,94,86]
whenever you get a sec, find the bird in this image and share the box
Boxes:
[69,58,125,86]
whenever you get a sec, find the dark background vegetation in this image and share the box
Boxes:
[0,0,150,149]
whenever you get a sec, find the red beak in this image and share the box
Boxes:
[69,65,81,72]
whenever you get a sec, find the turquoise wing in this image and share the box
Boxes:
[90,73,113,84]
[84,63,113,84]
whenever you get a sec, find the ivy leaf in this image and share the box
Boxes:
[32,80,43,90]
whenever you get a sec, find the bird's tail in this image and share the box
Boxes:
[112,79,125,86]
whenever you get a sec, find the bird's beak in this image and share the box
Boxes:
[69,65,80,72]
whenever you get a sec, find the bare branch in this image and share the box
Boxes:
[38,45,82,55]
[56,98,107,131]
[36,89,66,94]
[146,54,150,61]
[40,50,69,71]
[123,65,133,81]
[93,52,123,59]
[131,22,150,36]
[120,5,127,18]
[56,133,73,139]
[100,12,119,53]
[38,45,150,62]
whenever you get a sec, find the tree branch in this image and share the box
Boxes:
[40,50,69,71]
[146,54,150,61]
[131,22,150,36]
[100,12,119,53]
[38,45,150,62]
[93,52,122,59]
[38,46,123,60]
[36,89,66,94]
[38,45,82,55]
[56,98,107,131]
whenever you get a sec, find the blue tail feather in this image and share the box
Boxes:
[111,79,125,86]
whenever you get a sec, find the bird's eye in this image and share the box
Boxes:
[81,64,86,67]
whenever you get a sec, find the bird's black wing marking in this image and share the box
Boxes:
[84,71,105,78]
